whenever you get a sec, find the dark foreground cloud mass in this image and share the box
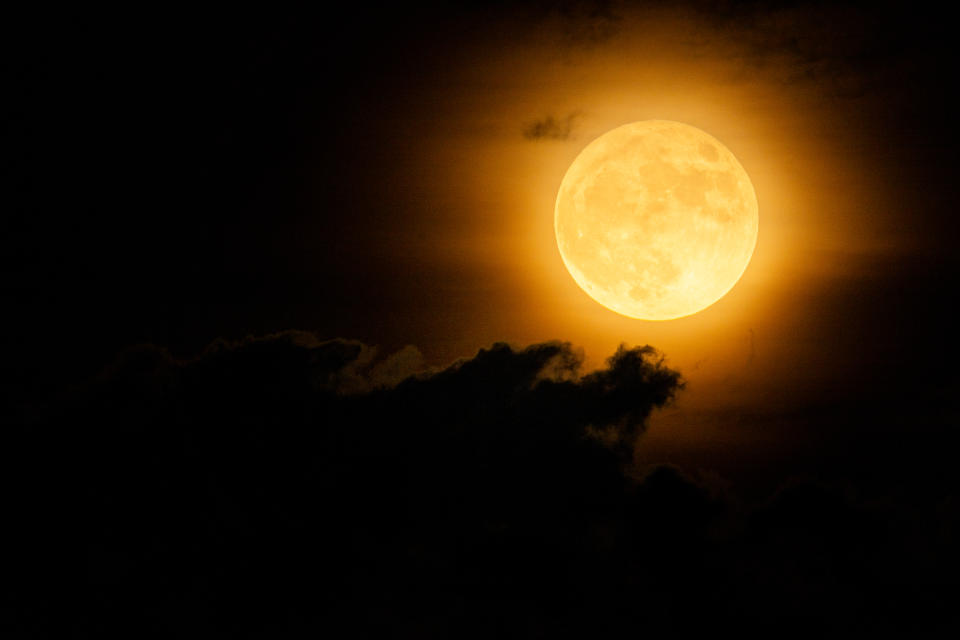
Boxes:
[2,333,958,636]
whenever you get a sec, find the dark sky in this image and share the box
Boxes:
[5,2,960,634]
[8,1,960,469]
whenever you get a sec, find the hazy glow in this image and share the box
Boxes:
[369,5,903,399]
[554,121,758,320]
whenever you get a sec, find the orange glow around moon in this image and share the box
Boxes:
[555,120,759,320]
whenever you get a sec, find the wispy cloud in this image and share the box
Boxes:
[522,111,582,141]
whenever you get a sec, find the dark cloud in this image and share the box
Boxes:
[3,334,684,635]
[689,0,953,100]
[552,0,623,48]
[4,331,958,635]
[522,111,583,140]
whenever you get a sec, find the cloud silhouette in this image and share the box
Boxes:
[548,0,623,50]
[687,0,940,99]
[522,111,582,140]
[5,331,959,635]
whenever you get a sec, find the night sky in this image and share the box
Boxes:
[6,2,960,636]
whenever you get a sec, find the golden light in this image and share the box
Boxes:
[554,120,759,320]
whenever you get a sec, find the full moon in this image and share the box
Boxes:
[555,120,759,320]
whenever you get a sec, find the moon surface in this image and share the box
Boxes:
[555,120,759,320]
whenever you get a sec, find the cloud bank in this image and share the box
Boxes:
[4,332,957,635]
